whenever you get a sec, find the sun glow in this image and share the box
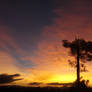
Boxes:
[24,73,76,84]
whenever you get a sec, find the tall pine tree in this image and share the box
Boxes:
[62,38,92,87]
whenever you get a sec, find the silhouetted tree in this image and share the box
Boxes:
[62,38,92,87]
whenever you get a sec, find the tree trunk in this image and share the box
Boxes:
[76,47,80,87]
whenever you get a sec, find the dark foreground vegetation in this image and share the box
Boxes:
[0,85,92,92]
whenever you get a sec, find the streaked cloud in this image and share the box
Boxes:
[22,0,92,85]
[0,73,22,85]
[0,0,92,86]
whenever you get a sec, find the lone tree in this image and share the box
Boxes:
[62,38,92,87]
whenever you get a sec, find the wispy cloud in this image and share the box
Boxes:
[0,0,92,86]
[21,0,92,84]
[0,73,22,85]
[0,26,26,80]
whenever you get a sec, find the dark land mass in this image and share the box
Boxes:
[0,85,92,92]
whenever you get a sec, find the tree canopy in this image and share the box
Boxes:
[62,38,92,62]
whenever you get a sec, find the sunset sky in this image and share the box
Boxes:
[0,0,92,86]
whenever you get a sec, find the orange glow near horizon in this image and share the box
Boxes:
[14,71,92,87]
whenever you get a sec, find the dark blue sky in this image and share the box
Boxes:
[0,0,92,61]
[0,0,58,69]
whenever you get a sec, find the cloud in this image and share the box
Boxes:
[29,82,42,86]
[0,73,22,84]
[0,0,92,86]
[21,0,92,84]
[0,51,22,74]
[47,82,72,86]
[0,26,27,84]
[0,26,24,55]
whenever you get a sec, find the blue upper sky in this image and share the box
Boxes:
[0,0,56,53]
